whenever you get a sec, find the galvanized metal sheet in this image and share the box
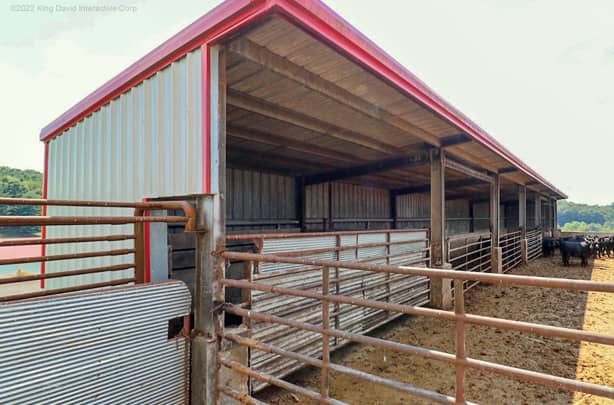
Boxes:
[0,281,190,404]
[45,49,203,289]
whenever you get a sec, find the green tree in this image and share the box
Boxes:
[0,166,43,235]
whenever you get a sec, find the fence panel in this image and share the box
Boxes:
[225,229,430,391]
[527,229,543,262]
[219,251,614,405]
[499,230,522,273]
[447,232,492,292]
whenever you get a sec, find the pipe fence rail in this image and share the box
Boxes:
[225,229,431,390]
[527,229,543,262]
[499,230,522,273]
[0,197,195,301]
[446,232,492,292]
[217,251,614,405]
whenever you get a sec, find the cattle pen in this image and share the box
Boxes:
[1,0,613,404]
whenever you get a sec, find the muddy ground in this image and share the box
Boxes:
[256,256,614,405]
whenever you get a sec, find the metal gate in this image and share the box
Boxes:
[527,229,543,262]
[499,230,522,272]
[0,198,195,404]
[446,232,492,291]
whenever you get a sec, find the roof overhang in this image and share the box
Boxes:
[38,0,566,199]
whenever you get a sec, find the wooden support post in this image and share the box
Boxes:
[490,174,502,273]
[519,185,528,263]
[553,199,558,236]
[518,185,527,239]
[327,182,333,231]
[535,193,542,229]
[390,190,397,229]
[429,149,451,309]
[296,176,306,232]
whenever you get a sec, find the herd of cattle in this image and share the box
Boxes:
[543,235,614,266]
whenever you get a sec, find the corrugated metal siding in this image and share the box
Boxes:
[473,202,490,232]
[0,281,190,404]
[45,49,203,289]
[396,194,472,235]
[227,168,296,221]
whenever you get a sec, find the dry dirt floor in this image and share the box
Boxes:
[256,256,614,405]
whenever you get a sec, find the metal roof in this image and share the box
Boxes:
[38,0,566,198]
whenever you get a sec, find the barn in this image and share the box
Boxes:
[38,0,566,394]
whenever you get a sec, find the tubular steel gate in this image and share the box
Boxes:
[225,229,430,390]
[217,251,614,405]
[446,232,492,292]
[0,198,195,404]
[527,229,543,262]
[499,230,523,273]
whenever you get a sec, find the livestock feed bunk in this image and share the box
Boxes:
[225,229,430,391]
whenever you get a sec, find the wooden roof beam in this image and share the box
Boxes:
[228,37,441,147]
[498,166,519,174]
[445,157,494,184]
[391,178,486,196]
[228,89,404,155]
[228,125,359,164]
[441,134,471,147]
[304,153,430,186]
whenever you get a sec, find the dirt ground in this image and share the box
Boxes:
[256,256,614,405]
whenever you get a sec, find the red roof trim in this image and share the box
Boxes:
[39,0,565,198]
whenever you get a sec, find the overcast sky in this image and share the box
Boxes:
[1,0,612,204]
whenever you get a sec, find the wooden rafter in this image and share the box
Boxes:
[227,89,404,155]
[228,37,441,147]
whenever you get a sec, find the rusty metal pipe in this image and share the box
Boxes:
[217,386,266,405]
[0,234,135,247]
[224,333,459,405]
[225,228,429,240]
[0,263,134,284]
[221,279,614,346]
[0,248,135,266]
[0,216,188,227]
[225,305,614,400]
[219,251,614,293]
[0,278,135,302]
[219,359,345,405]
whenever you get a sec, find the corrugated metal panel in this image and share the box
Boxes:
[227,168,296,221]
[305,183,328,220]
[45,49,203,289]
[0,281,190,404]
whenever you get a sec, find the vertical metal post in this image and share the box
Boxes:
[321,265,330,403]
[134,208,146,283]
[454,279,466,404]
[390,190,397,230]
[327,182,333,232]
[534,194,542,230]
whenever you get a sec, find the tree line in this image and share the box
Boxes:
[0,166,43,235]
[558,200,614,232]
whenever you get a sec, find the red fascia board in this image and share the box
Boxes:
[38,0,565,198]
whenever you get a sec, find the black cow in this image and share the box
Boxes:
[542,237,558,257]
[559,239,590,267]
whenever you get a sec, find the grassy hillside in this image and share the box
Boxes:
[0,166,43,236]
[558,200,614,232]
